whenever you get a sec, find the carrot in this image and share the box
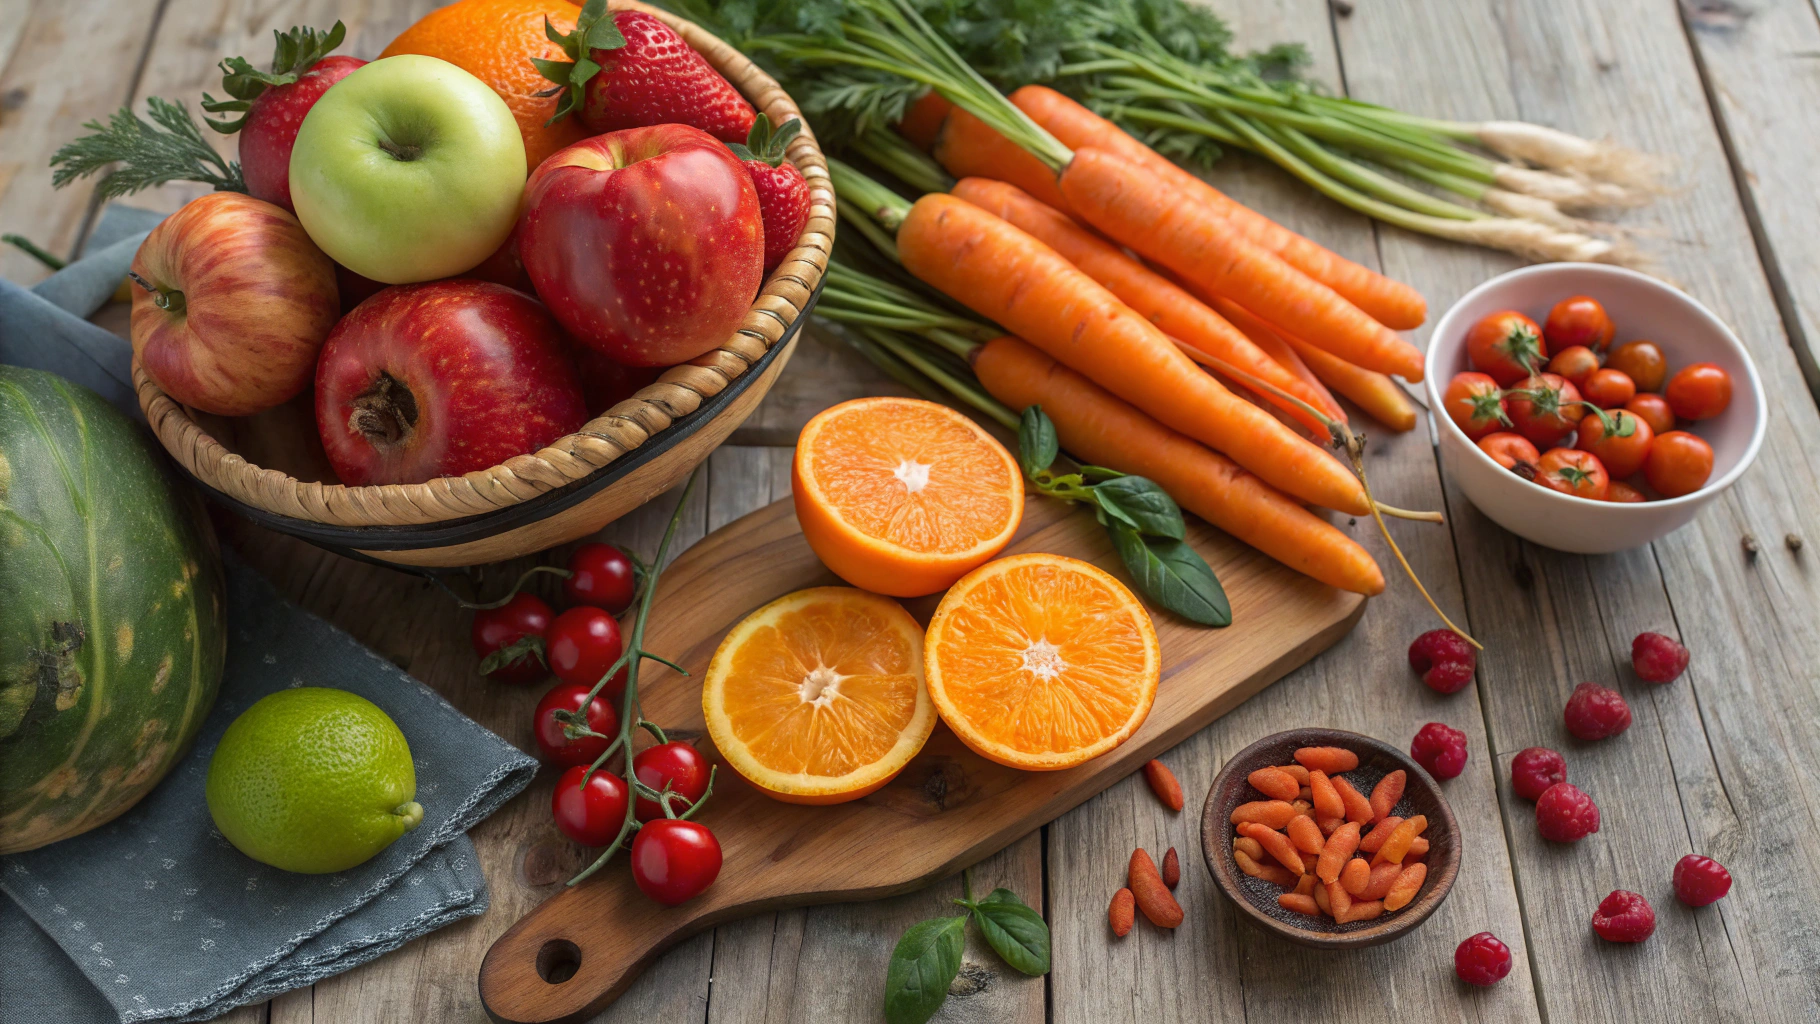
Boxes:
[1229,800,1299,829]
[1340,856,1372,896]
[1308,768,1345,821]
[898,194,1373,515]
[1294,746,1361,773]
[1281,331,1419,433]
[1234,848,1298,888]
[1383,862,1428,911]
[972,337,1385,594]
[1278,893,1320,916]
[1286,814,1325,856]
[1359,816,1403,855]
[1325,878,1354,919]
[950,176,1341,434]
[1277,764,1311,785]
[897,90,953,150]
[1372,814,1426,865]
[1129,848,1184,927]
[1332,776,1377,825]
[1109,887,1136,936]
[1293,872,1316,897]
[1335,898,1385,924]
[1370,770,1407,821]
[1233,836,1265,861]
[931,107,1076,217]
[1200,296,1348,428]
[1363,861,1402,900]
[1316,820,1361,883]
[1248,766,1302,802]
[1239,821,1307,876]
[1144,759,1184,812]
[1009,84,1427,331]
[1055,148,1427,381]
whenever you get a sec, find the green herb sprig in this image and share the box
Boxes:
[884,871,1050,1024]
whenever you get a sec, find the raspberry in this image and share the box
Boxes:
[1410,722,1468,779]
[1535,782,1600,842]
[1591,890,1656,942]
[1672,854,1732,907]
[1510,746,1567,801]
[1563,682,1631,740]
[1408,629,1476,693]
[1632,632,1690,684]
[1454,932,1513,986]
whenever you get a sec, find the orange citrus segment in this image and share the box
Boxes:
[925,553,1159,770]
[793,397,1022,597]
[703,587,935,804]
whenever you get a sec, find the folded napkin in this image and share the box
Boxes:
[0,206,540,1023]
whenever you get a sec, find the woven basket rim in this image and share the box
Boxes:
[136,0,832,531]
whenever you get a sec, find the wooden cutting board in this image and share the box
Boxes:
[478,494,1365,1023]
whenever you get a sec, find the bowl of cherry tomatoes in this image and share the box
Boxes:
[1427,263,1765,554]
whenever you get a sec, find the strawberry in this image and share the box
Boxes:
[730,115,812,273]
[536,0,754,144]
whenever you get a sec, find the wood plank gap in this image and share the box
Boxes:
[68,0,173,260]
[1674,0,1820,405]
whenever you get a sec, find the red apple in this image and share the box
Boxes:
[204,24,364,211]
[571,348,661,417]
[519,124,763,367]
[130,192,338,416]
[314,280,587,486]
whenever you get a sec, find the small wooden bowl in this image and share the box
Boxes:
[1200,727,1459,949]
[134,0,831,571]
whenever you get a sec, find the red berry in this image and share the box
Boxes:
[1535,782,1600,842]
[747,160,811,273]
[551,766,630,847]
[565,542,638,614]
[630,819,723,906]
[1672,854,1733,907]
[546,606,628,698]
[533,682,619,767]
[1631,632,1689,684]
[1408,629,1476,694]
[1563,682,1632,740]
[1591,890,1656,943]
[1410,722,1469,779]
[1510,747,1567,801]
[631,741,712,822]
[470,592,553,685]
[577,10,755,143]
[1454,932,1514,986]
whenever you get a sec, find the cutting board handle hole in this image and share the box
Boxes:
[536,939,582,984]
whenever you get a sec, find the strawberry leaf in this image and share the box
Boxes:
[733,114,803,166]
[202,21,346,134]
[535,0,619,125]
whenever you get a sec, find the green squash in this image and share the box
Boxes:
[0,366,225,853]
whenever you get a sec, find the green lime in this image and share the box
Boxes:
[206,687,423,874]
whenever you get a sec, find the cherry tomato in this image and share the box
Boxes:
[1604,481,1647,503]
[630,819,722,906]
[1624,392,1676,435]
[1545,345,1600,390]
[1575,408,1654,479]
[565,542,638,614]
[1537,448,1609,500]
[1466,310,1548,386]
[1543,295,1616,352]
[547,606,627,697]
[470,592,553,686]
[1606,340,1667,392]
[1645,431,1714,498]
[551,765,630,846]
[1581,368,1637,409]
[1663,362,1732,421]
[1443,371,1510,440]
[534,681,619,766]
[632,742,713,821]
[1504,373,1585,448]
[1477,432,1540,480]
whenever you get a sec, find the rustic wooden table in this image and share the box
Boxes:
[7,0,1820,1021]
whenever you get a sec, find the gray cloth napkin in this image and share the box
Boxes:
[0,205,540,1023]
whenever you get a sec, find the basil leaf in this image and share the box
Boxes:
[1077,464,1125,482]
[883,915,966,1024]
[1108,524,1232,626]
[1092,476,1185,540]
[1018,405,1058,480]
[970,893,1051,976]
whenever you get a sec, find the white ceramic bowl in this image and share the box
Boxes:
[1426,263,1766,554]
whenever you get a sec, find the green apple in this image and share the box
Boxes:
[289,55,526,284]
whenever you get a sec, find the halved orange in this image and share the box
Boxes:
[925,553,1160,771]
[703,587,935,804]
[793,397,1023,598]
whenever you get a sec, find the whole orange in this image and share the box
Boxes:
[381,0,591,170]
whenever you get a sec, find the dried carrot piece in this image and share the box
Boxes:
[1279,893,1320,915]
[1335,899,1384,923]
[1340,857,1371,896]
[1277,764,1311,785]
[1291,798,1313,816]
[1359,816,1403,854]
[1317,816,1344,837]
[1309,769,1345,820]
[1233,835,1264,861]
[1295,746,1360,773]
[1293,873,1316,897]
[1313,881,1331,916]
[1408,837,1430,859]
[1231,800,1298,828]
[1370,770,1407,820]
[1363,861,1402,899]
[1248,766,1302,801]
[1239,821,1306,876]
[1332,776,1376,824]
[1286,814,1325,856]
[1109,887,1135,936]
[1234,849,1298,888]
[1162,847,1181,889]
[1383,862,1428,911]
[1325,879,1354,919]
[1130,848,1185,927]
[1145,759,1184,812]
[1373,814,1426,865]
[1316,821,1362,883]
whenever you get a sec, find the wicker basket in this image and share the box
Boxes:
[134,1,831,570]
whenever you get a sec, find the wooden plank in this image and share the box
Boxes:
[1043,4,1539,1022]
[1336,0,1820,1020]
[0,0,164,284]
